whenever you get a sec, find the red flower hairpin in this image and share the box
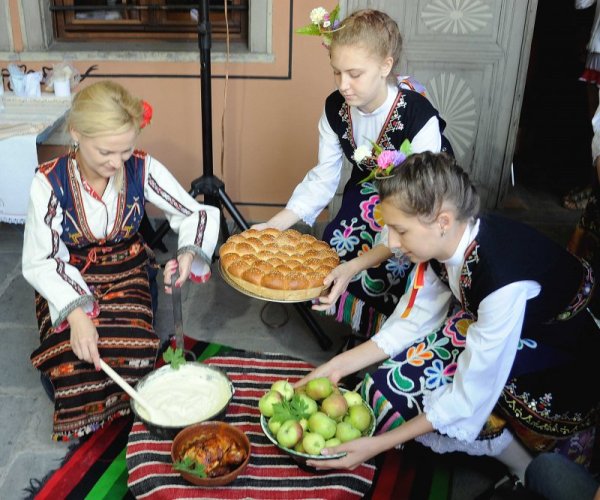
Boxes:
[140,100,153,129]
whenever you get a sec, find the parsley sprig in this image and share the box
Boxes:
[271,394,311,424]
[162,346,186,370]
[173,456,207,478]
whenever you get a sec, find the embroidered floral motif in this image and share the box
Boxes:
[461,242,479,289]
[385,255,412,280]
[407,342,434,366]
[500,380,594,438]
[360,194,383,231]
[329,217,365,256]
[424,359,457,389]
[517,338,538,350]
[459,241,480,312]
[121,195,142,240]
[554,258,594,321]
[442,309,473,347]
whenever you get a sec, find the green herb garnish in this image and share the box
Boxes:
[173,456,207,478]
[271,394,311,424]
[162,346,186,370]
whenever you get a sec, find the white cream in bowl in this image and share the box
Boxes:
[134,363,232,427]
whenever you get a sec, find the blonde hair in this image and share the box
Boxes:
[68,80,144,137]
[331,9,402,82]
[68,80,144,190]
[376,152,480,223]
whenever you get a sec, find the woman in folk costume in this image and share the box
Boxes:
[22,80,220,440]
[255,8,452,336]
[296,152,599,483]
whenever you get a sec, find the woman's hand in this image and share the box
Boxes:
[295,341,388,389]
[293,361,344,389]
[250,209,300,231]
[163,252,194,294]
[313,246,393,311]
[306,436,386,470]
[306,413,434,470]
[312,261,357,311]
[68,307,101,370]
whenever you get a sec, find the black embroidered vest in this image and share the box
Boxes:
[430,214,585,325]
[324,88,450,186]
[39,151,147,248]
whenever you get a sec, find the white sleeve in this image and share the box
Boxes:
[592,90,600,162]
[422,281,538,442]
[286,109,344,226]
[576,0,596,10]
[371,264,453,356]
[22,174,96,327]
[411,116,442,154]
[144,155,220,281]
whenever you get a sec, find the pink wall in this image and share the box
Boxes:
[3,0,338,223]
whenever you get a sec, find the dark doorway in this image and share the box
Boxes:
[514,1,596,200]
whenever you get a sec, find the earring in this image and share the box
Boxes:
[70,141,79,155]
[440,227,446,237]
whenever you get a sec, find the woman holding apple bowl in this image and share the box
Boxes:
[293,152,600,485]
[260,377,375,456]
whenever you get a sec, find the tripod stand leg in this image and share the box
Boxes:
[217,187,248,231]
[218,206,231,241]
[292,302,333,350]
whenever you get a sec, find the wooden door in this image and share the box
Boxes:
[341,0,538,208]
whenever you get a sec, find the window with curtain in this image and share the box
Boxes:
[50,0,248,42]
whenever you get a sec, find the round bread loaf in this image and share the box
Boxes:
[219,228,340,301]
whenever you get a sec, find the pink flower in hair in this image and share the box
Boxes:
[377,150,406,170]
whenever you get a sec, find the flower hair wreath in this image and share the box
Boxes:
[296,5,343,47]
[353,138,413,184]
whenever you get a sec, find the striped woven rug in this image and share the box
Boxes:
[27,340,453,500]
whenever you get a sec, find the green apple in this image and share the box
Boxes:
[302,432,326,455]
[335,421,361,442]
[305,377,333,401]
[296,393,318,415]
[294,441,306,453]
[324,437,342,448]
[299,418,309,431]
[258,390,283,417]
[276,419,304,448]
[295,385,307,395]
[268,416,282,435]
[348,404,372,432]
[308,411,337,440]
[321,393,348,420]
[271,379,294,401]
[343,390,364,407]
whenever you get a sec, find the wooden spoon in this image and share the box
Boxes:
[99,359,167,424]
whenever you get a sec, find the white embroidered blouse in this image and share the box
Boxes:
[22,153,220,328]
[285,84,442,226]
[372,219,541,443]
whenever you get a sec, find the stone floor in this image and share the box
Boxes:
[0,184,583,499]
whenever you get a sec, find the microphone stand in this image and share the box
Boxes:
[150,0,332,350]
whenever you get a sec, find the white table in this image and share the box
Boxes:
[0,92,70,223]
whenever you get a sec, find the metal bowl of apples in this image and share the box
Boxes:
[259,377,376,467]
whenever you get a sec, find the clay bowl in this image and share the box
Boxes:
[171,421,251,486]
[130,362,234,440]
[260,388,376,469]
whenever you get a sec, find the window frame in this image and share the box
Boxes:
[5,0,272,59]
[50,1,247,43]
